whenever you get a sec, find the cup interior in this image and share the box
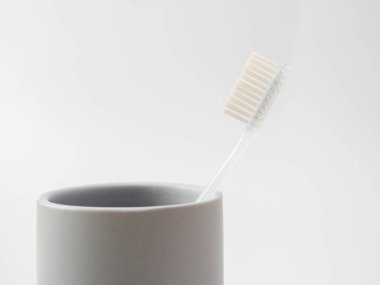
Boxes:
[45,184,201,208]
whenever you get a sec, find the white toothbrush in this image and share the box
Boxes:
[196,51,288,202]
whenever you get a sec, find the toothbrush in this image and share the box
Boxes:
[196,51,288,202]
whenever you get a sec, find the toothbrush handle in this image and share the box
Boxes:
[196,126,257,202]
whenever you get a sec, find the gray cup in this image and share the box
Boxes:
[37,183,223,285]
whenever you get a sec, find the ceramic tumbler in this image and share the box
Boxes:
[37,183,223,285]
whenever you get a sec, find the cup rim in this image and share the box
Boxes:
[37,182,222,212]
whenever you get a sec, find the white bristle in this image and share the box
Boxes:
[224,51,285,126]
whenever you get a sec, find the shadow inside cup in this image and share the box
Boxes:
[45,183,202,208]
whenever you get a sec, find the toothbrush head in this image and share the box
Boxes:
[224,51,287,127]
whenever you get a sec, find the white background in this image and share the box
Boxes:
[1,0,380,284]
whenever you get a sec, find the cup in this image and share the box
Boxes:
[37,183,223,285]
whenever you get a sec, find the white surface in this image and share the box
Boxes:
[1,0,380,284]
